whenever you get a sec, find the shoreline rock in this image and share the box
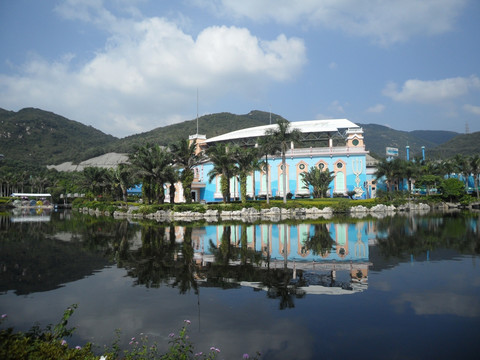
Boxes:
[80,202,462,223]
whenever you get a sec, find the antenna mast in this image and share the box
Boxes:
[196,88,199,135]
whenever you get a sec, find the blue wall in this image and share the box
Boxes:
[197,153,368,202]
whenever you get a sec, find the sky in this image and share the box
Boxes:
[1,0,479,138]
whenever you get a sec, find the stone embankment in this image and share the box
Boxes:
[77,202,434,222]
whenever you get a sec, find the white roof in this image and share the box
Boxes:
[205,119,360,143]
[47,152,129,172]
[11,193,52,197]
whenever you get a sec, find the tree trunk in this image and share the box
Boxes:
[240,174,247,204]
[282,152,287,204]
[265,155,270,205]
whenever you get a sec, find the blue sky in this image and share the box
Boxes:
[1,0,479,138]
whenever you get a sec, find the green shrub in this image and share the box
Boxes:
[331,198,350,213]
[1,309,262,360]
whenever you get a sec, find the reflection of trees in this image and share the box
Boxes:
[172,227,199,294]
[303,224,335,256]
[375,212,480,258]
[120,224,178,290]
[262,268,305,310]
[0,212,115,295]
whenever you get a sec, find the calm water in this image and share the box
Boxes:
[1,209,479,359]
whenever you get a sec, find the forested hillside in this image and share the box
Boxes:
[1,107,478,171]
[0,108,117,165]
[106,110,283,153]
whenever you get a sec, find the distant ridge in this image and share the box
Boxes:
[1,107,478,169]
[108,110,284,153]
[0,107,117,165]
[357,123,460,159]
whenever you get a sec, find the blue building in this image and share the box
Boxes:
[184,119,374,202]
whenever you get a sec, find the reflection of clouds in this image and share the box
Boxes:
[394,292,480,318]
[1,267,315,359]
[371,280,391,292]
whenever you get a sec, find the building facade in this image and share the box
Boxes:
[188,119,372,202]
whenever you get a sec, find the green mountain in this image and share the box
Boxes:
[357,124,460,159]
[427,132,480,158]
[1,107,478,170]
[0,108,117,165]
[107,110,284,153]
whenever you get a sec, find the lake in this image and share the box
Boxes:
[1,209,479,359]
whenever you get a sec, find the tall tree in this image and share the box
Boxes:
[170,138,203,203]
[469,154,480,199]
[130,143,174,204]
[374,158,396,192]
[110,164,135,203]
[454,154,471,191]
[263,119,301,203]
[81,167,108,197]
[257,136,281,204]
[232,146,261,204]
[300,166,335,198]
[164,166,180,204]
[206,143,235,203]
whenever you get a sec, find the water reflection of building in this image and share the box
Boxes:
[194,223,370,262]
[191,222,373,295]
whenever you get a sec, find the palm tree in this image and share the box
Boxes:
[130,143,174,204]
[257,136,281,204]
[170,138,203,203]
[374,158,397,192]
[206,143,235,203]
[232,146,261,204]
[454,154,471,191]
[469,154,480,199]
[81,167,108,198]
[164,166,180,204]
[110,164,135,203]
[402,160,421,194]
[263,119,301,203]
[300,166,335,198]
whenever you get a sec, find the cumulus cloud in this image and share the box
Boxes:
[197,0,467,45]
[382,76,480,103]
[366,104,385,113]
[0,3,306,137]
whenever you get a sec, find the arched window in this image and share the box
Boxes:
[334,160,346,194]
[277,163,289,197]
[296,161,309,196]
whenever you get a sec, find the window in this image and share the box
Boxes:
[352,139,359,146]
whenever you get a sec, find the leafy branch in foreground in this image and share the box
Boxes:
[1,307,262,360]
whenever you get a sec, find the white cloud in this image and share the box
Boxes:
[382,76,480,103]
[0,8,306,137]
[366,104,385,113]
[197,0,467,45]
[464,104,480,115]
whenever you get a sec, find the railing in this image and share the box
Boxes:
[285,146,367,157]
